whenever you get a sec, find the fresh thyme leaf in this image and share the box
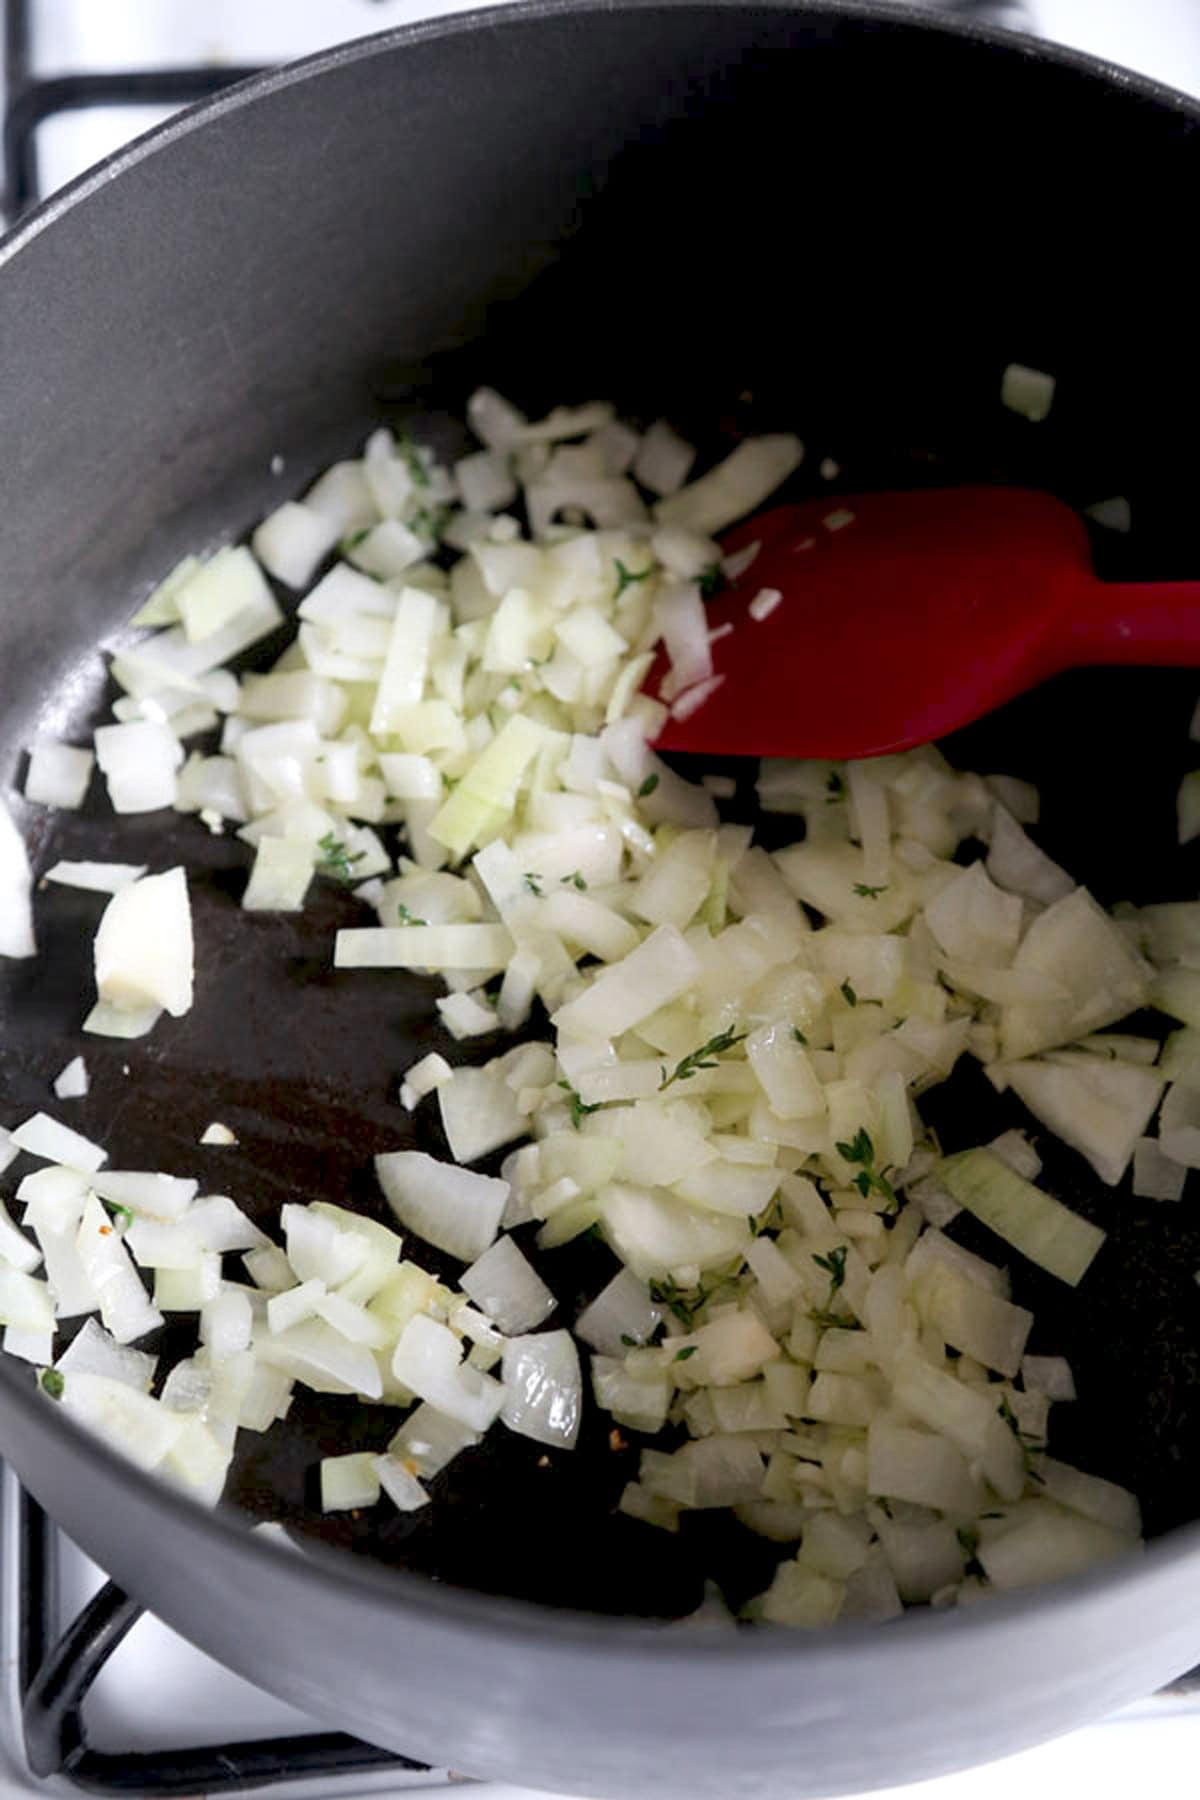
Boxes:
[40,1368,64,1399]
[659,1027,747,1091]
[648,1272,738,1331]
[792,1028,808,1045]
[395,903,427,926]
[100,1198,134,1229]
[556,1080,605,1130]
[411,502,451,541]
[836,1128,874,1167]
[810,1310,861,1332]
[614,558,655,597]
[396,427,430,489]
[315,832,365,884]
[997,1395,1045,1478]
[825,770,845,804]
[561,870,588,891]
[523,872,545,897]
[853,883,888,899]
[673,1345,699,1362]
[840,978,858,1007]
[835,1128,898,1212]
[620,1333,638,1348]
[812,1246,848,1291]
[697,563,726,602]
[638,773,660,798]
[340,527,369,554]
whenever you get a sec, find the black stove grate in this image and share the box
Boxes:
[16,1487,426,1794]
[2,0,263,217]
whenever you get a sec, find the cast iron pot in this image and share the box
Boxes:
[5,4,1200,1795]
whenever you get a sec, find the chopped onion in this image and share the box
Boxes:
[1000,362,1056,423]
[44,860,148,893]
[94,867,193,1018]
[0,797,35,960]
[24,741,94,810]
[500,1330,582,1449]
[52,1057,89,1101]
[375,1151,507,1263]
[939,1148,1105,1287]
[461,1236,555,1334]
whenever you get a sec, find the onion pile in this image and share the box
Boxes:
[5,380,1200,1625]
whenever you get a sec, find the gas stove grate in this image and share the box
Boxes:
[2,0,262,216]
[15,1487,427,1794]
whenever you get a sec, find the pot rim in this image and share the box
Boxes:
[3,0,1199,1671]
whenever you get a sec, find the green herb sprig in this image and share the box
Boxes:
[396,428,430,489]
[834,1127,898,1212]
[315,832,365,884]
[614,559,655,597]
[659,1027,747,1091]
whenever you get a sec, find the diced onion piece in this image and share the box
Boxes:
[335,921,512,972]
[748,588,782,623]
[177,545,274,643]
[654,436,804,537]
[977,1503,1132,1592]
[1022,1355,1076,1401]
[45,860,148,893]
[76,1194,163,1343]
[320,1451,381,1511]
[94,867,193,1018]
[1000,363,1056,423]
[243,837,314,912]
[252,502,338,589]
[1002,1054,1163,1187]
[130,555,203,627]
[500,1330,582,1449]
[574,1268,662,1356]
[939,1148,1105,1287]
[400,1052,453,1111]
[52,1057,89,1101]
[376,1150,507,1263]
[461,1236,555,1334]
[94,720,184,813]
[0,798,35,959]
[428,714,547,860]
[92,1171,198,1220]
[24,741,94,809]
[553,925,699,1040]
[392,1313,507,1429]
[372,1454,430,1513]
[52,1371,188,1469]
[986,806,1073,907]
[437,1065,527,1164]
[632,420,696,496]
[256,1319,382,1398]
[998,888,1150,1062]
[199,1122,238,1147]
[389,1402,481,1478]
[12,1112,107,1172]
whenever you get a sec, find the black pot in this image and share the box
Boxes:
[4,6,1200,1795]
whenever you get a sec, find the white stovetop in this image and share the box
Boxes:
[5,1,1200,1795]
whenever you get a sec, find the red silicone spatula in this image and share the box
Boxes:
[650,486,1200,760]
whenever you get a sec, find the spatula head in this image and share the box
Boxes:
[651,486,1093,760]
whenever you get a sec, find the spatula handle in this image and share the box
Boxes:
[1058,578,1200,668]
